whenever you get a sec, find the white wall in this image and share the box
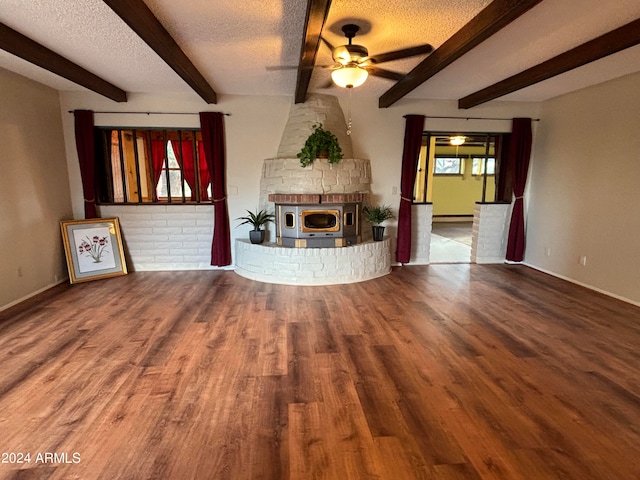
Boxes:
[58,90,539,270]
[525,72,640,305]
[0,69,73,310]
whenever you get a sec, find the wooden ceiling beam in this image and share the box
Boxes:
[0,22,127,102]
[458,18,640,109]
[378,0,544,108]
[294,0,332,104]
[103,0,217,104]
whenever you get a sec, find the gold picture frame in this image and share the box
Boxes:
[60,217,128,284]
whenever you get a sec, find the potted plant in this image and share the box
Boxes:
[297,123,343,168]
[362,205,395,241]
[236,209,275,244]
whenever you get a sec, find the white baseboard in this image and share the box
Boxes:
[0,279,68,312]
[522,262,640,308]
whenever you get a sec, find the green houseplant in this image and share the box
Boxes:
[236,209,275,244]
[362,205,395,241]
[297,123,343,168]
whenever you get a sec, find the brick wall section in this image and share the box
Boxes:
[267,193,321,204]
[471,203,512,264]
[410,204,433,264]
[99,205,216,271]
[321,193,367,204]
[267,193,367,204]
[234,238,391,285]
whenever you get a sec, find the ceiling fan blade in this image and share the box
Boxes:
[320,36,335,52]
[266,64,333,71]
[366,67,404,81]
[368,44,433,64]
[266,65,301,71]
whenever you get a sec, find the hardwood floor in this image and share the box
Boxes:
[0,265,639,479]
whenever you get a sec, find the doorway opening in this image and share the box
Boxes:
[413,132,507,263]
[431,218,473,263]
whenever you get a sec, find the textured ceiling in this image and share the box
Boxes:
[1,0,639,104]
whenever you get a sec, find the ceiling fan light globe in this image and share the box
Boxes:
[331,66,368,88]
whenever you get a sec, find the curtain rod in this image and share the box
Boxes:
[68,110,231,116]
[420,115,540,121]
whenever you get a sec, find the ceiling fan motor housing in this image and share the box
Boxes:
[333,44,369,65]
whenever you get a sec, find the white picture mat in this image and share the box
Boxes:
[72,226,117,273]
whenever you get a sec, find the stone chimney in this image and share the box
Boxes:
[276,93,353,159]
[259,94,370,217]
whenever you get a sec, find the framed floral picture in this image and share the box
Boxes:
[60,217,128,284]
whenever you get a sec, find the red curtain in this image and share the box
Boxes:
[199,112,231,267]
[396,115,425,264]
[197,142,210,201]
[150,139,166,186]
[170,138,194,199]
[73,110,97,218]
[505,118,533,262]
[170,137,210,201]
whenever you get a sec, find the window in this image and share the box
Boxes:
[472,157,496,175]
[157,141,191,199]
[434,157,465,175]
[413,132,504,204]
[97,128,210,204]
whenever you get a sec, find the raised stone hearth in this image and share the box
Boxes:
[234,239,391,285]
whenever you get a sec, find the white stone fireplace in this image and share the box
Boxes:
[234,94,391,285]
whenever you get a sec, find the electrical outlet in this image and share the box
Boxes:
[579,255,587,266]
[392,186,398,195]
[17,266,23,277]
[544,247,551,257]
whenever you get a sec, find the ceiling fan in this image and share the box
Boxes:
[326,24,433,88]
[270,24,433,88]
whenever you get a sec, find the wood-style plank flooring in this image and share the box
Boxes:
[1,264,639,479]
